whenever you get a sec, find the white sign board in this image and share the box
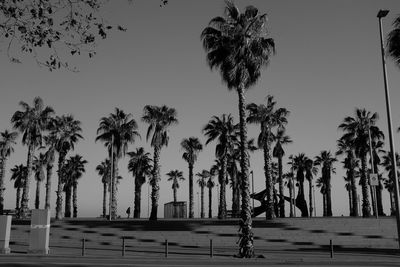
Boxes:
[369,173,379,186]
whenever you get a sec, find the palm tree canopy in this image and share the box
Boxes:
[51,115,83,154]
[201,1,275,91]
[142,105,178,149]
[181,137,203,165]
[96,108,140,158]
[0,130,18,159]
[314,151,337,179]
[273,128,292,158]
[11,96,54,147]
[305,158,318,182]
[196,170,210,188]
[203,114,239,159]
[387,16,400,67]
[63,154,87,186]
[338,108,384,158]
[382,151,400,182]
[166,170,185,189]
[127,147,153,184]
[96,159,111,185]
[10,164,27,189]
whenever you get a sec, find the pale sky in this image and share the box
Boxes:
[1,0,400,218]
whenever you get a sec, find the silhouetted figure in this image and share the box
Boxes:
[126,207,131,219]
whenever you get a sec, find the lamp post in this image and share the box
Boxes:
[377,9,400,249]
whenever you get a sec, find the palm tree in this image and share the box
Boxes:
[247,95,289,219]
[291,153,309,217]
[206,173,215,219]
[370,140,385,216]
[10,164,26,213]
[387,16,400,67]
[96,108,139,219]
[315,176,327,216]
[314,151,337,217]
[142,105,178,220]
[305,158,318,217]
[272,129,291,218]
[63,155,87,218]
[338,108,383,217]
[128,147,152,219]
[96,159,110,218]
[283,172,294,217]
[51,114,83,219]
[343,176,353,216]
[166,170,185,203]
[381,151,400,216]
[32,153,46,209]
[203,114,238,219]
[181,137,203,219]
[43,134,56,210]
[336,138,359,216]
[201,1,275,257]
[11,96,54,218]
[196,170,210,218]
[0,130,18,213]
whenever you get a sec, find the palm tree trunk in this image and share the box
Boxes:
[111,156,118,219]
[65,185,72,218]
[21,143,35,218]
[189,163,194,218]
[323,193,327,216]
[133,179,143,219]
[44,163,53,210]
[35,180,40,209]
[348,188,353,216]
[360,154,371,217]
[73,183,77,218]
[237,86,254,258]
[326,175,332,217]
[289,184,293,217]
[208,186,212,218]
[297,179,308,217]
[278,156,285,218]
[173,187,177,203]
[56,151,66,220]
[16,187,21,211]
[150,146,161,221]
[372,161,384,216]
[263,128,275,220]
[103,182,107,218]
[218,155,227,219]
[390,191,395,216]
[308,180,313,217]
[348,157,358,216]
[231,171,239,218]
[200,186,205,218]
[0,158,6,214]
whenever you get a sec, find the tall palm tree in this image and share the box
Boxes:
[96,108,139,219]
[142,105,178,220]
[336,138,359,216]
[0,130,18,213]
[166,170,185,203]
[11,96,54,218]
[247,95,289,219]
[128,147,152,219]
[338,108,383,217]
[201,1,275,257]
[343,176,353,216]
[196,170,210,219]
[315,176,327,216]
[370,140,385,216]
[203,114,238,219]
[381,151,400,216]
[51,115,83,219]
[283,172,294,217]
[10,164,26,213]
[32,153,46,209]
[305,158,318,217]
[206,173,215,219]
[63,155,87,218]
[43,134,56,210]
[272,129,291,218]
[96,159,110,218]
[181,137,203,219]
[314,151,337,217]
[292,153,309,217]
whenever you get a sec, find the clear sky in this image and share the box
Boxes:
[1,0,400,218]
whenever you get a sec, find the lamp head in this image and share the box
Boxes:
[377,10,389,18]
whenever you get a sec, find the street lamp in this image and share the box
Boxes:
[377,9,400,249]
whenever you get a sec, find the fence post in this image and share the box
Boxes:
[81,238,86,256]
[330,239,333,258]
[165,239,168,258]
[122,237,125,256]
[210,239,213,258]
